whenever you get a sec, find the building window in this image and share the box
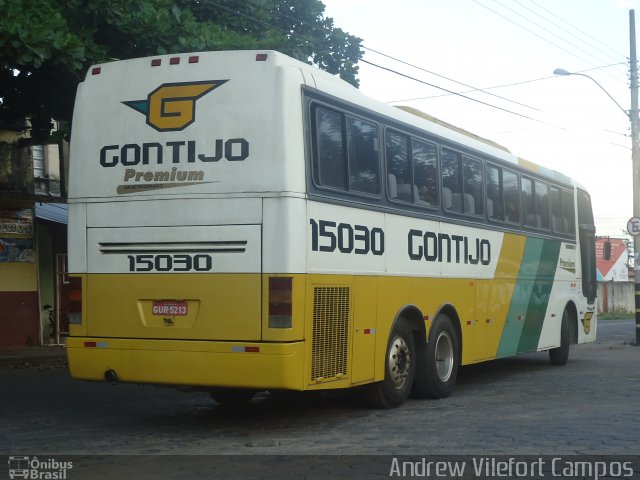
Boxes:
[32,144,61,197]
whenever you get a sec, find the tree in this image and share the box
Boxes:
[0,0,362,142]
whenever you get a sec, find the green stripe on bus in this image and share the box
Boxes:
[496,237,544,358]
[517,239,561,352]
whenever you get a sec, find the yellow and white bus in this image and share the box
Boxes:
[66,50,597,408]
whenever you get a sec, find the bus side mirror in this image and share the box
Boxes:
[603,241,611,261]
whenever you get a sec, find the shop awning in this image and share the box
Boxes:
[35,202,68,225]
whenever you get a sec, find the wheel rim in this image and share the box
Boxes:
[435,331,454,382]
[388,335,411,389]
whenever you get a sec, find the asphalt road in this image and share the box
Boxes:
[0,319,638,460]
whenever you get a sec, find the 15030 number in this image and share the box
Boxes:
[310,219,384,255]
[127,254,213,272]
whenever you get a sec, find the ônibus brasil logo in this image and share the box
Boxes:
[8,456,73,479]
[122,80,227,132]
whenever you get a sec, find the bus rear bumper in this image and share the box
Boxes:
[66,337,305,391]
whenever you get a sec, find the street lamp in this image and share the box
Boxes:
[552,68,629,118]
[554,24,640,346]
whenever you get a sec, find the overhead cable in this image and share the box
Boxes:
[473,0,627,83]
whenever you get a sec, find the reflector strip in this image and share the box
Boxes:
[170,57,180,65]
[363,328,376,335]
[151,59,161,67]
[84,342,108,348]
[256,53,268,61]
[91,67,101,75]
[189,56,199,64]
[231,346,260,353]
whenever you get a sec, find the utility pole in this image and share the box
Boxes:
[630,10,640,346]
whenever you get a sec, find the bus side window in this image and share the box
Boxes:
[412,139,438,207]
[386,131,411,202]
[463,156,483,216]
[503,169,520,224]
[347,117,380,195]
[441,148,462,213]
[550,186,563,233]
[313,106,381,196]
[550,186,574,235]
[486,164,503,221]
[562,189,575,234]
[314,106,347,190]
[534,180,550,230]
[522,177,536,227]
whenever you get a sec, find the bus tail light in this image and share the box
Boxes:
[67,277,83,325]
[269,277,292,328]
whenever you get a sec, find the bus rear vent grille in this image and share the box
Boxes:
[311,286,350,383]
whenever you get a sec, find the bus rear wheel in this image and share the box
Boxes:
[414,312,459,399]
[365,319,416,409]
[549,309,570,366]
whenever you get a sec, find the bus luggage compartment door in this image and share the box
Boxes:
[85,224,262,341]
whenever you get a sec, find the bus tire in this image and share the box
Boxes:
[365,319,416,409]
[415,313,459,399]
[549,309,570,366]
[209,388,255,405]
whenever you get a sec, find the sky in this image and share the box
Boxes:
[322,0,635,238]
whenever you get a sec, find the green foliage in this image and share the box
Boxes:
[0,0,362,140]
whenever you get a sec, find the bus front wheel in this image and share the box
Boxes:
[365,319,416,408]
[414,312,459,399]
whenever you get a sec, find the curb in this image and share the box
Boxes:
[0,348,67,368]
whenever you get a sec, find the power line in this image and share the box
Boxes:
[387,63,625,103]
[472,0,626,82]
[208,0,629,145]
[528,0,628,61]
[359,58,557,126]
[389,75,556,103]
[362,45,541,111]
[209,0,548,117]
[514,0,628,69]
[499,0,628,76]
[223,0,544,113]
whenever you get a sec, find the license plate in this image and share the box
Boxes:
[152,301,188,316]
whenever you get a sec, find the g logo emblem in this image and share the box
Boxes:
[581,311,593,334]
[123,80,227,132]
